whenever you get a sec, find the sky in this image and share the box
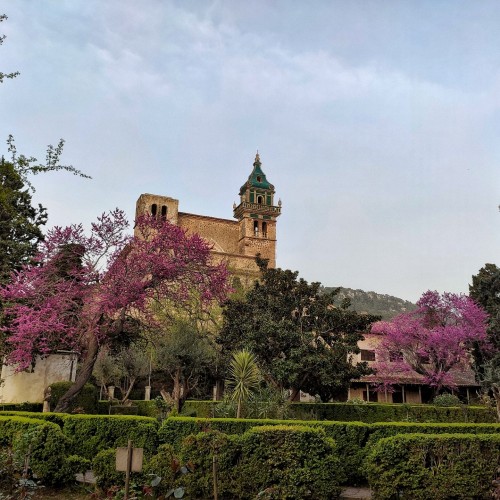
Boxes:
[1,1,500,302]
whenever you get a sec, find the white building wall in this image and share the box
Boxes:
[0,352,77,404]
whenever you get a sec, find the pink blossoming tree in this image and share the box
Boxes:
[371,290,488,396]
[1,210,230,412]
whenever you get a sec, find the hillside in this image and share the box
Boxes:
[321,286,416,320]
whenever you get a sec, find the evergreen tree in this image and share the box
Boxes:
[219,258,379,402]
[0,158,47,283]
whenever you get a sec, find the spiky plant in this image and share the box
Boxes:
[227,349,260,418]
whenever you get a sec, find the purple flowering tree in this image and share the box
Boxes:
[1,210,230,412]
[371,290,489,396]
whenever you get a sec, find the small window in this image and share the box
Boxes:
[161,205,167,220]
[262,221,267,238]
[257,176,262,182]
[254,220,259,236]
[257,195,263,204]
[361,350,376,362]
[151,204,157,216]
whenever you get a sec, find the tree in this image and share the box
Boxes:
[371,290,488,396]
[0,137,90,287]
[0,14,19,84]
[469,263,500,362]
[1,212,230,412]
[219,258,378,402]
[153,320,216,412]
[227,349,261,418]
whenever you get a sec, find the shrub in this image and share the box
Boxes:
[181,425,342,499]
[181,400,496,423]
[433,393,462,407]
[143,444,179,496]
[0,415,72,486]
[365,433,500,499]
[60,414,158,458]
[0,402,43,412]
[49,381,98,414]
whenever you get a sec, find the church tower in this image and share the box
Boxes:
[233,153,281,268]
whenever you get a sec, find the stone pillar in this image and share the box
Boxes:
[107,386,115,400]
[144,386,151,401]
[43,401,50,413]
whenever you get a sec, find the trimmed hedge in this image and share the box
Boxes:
[367,421,500,449]
[0,402,43,412]
[181,400,496,423]
[0,411,159,459]
[60,414,159,459]
[160,416,369,484]
[49,381,99,414]
[0,415,72,486]
[365,433,500,499]
[181,425,342,499]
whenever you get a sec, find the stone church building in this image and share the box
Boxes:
[135,153,282,285]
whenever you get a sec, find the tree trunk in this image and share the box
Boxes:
[54,334,99,412]
[236,398,242,419]
[121,376,137,403]
[288,387,301,402]
[173,367,181,413]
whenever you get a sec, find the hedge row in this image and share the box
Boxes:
[181,400,497,423]
[159,417,500,484]
[0,415,72,485]
[0,411,158,459]
[365,433,500,499]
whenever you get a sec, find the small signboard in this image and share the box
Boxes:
[116,447,144,473]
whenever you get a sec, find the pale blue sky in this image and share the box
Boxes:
[1,1,500,302]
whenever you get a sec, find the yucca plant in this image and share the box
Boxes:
[227,349,261,418]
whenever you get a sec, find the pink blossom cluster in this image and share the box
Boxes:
[371,290,488,392]
[1,211,230,370]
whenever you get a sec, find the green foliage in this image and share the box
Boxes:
[181,400,496,423]
[181,425,342,499]
[60,414,158,459]
[289,401,495,423]
[64,454,91,475]
[227,349,261,418]
[0,402,42,412]
[49,381,98,414]
[365,433,500,499]
[143,444,183,496]
[219,260,379,402]
[109,405,139,415]
[0,415,72,486]
[160,416,369,484]
[432,393,462,407]
[92,448,133,490]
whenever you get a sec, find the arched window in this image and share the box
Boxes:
[254,220,259,236]
[262,221,267,238]
[161,205,167,220]
[151,204,157,216]
[257,195,263,204]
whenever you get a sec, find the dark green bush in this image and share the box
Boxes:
[109,405,139,415]
[0,415,72,486]
[92,448,144,490]
[160,416,369,484]
[0,402,43,412]
[49,381,98,414]
[60,414,158,458]
[181,425,342,499]
[367,421,500,449]
[432,393,462,407]
[180,400,496,423]
[143,444,182,496]
[365,433,500,499]
[288,401,495,423]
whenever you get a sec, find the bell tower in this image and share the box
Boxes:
[233,152,281,268]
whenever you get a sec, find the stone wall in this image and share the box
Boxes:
[0,352,77,404]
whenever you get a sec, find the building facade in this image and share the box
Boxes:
[135,153,281,285]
